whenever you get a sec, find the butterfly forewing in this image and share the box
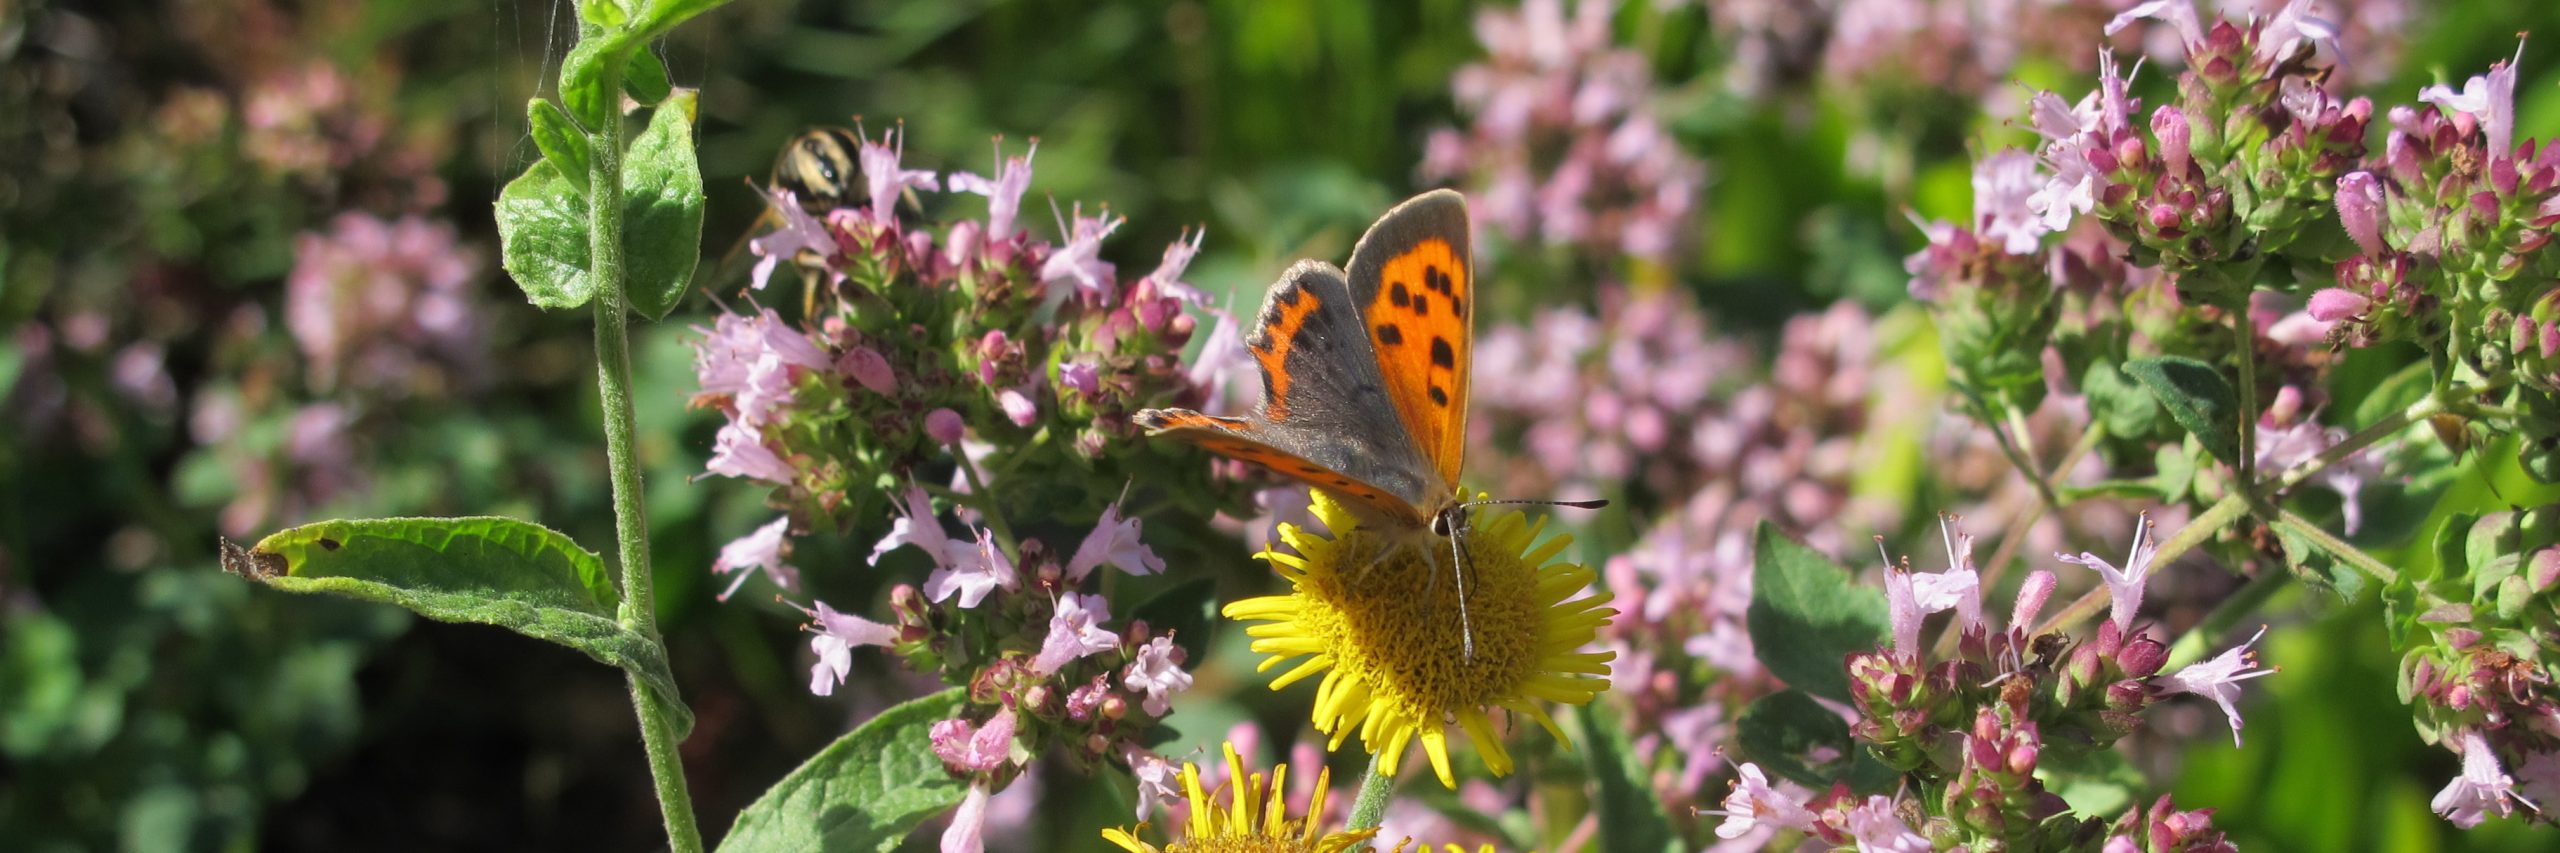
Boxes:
[1344,190,1472,497]
[1136,260,1439,528]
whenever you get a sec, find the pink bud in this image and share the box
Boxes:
[2267,385,2304,426]
[2011,570,2056,631]
[2307,288,2372,322]
[840,346,897,394]
[2335,171,2386,255]
[925,407,965,445]
[2152,106,2192,176]
[2541,322,2560,359]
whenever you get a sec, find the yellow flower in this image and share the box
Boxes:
[1102,741,1376,853]
[1223,492,1616,789]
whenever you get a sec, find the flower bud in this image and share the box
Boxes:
[2153,106,2192,177]
[2335,171,2387,256]
[925,407,966,445]
[2011,570,2056,631]
[2307,288,2372,322]
[2118,634,2168,678]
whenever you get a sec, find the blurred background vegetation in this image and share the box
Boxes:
[5,0,2560,850]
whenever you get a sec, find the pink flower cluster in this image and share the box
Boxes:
[285,212,484,394]
[1424,0,1703,262]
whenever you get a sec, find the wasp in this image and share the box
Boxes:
[768,126,862,213]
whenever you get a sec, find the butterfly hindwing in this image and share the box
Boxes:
[1136,260,1439,527]
[1344,189,1472,494]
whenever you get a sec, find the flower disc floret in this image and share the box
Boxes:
[1223,492,1616,788]
[1101,741,1373,853]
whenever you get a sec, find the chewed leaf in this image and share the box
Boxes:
[718,688,970,852]
[221,517,689,736]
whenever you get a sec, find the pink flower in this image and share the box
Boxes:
[2159,626,2277,747]
[1972,149,2050,255]
[707,422,796,484]
[925,529,1019,608]
[1123,635,1192,716]
[1038,203,1125,310]
[941,782,990,853]
[946,138,1037,243]
[1144,227,1211,305]
[932,707,1019,773]
[1842,796,1930,853]
[2432,729,2530,828]
[2104,0,2204,48]
[1713,763,1817,839]
[1884,566,1924,657]
[2259,0,2344,66]
[2335,171,2387,256]
[1066,502,1165,581]
[806,601,896,696]
[2513,751,2560,810]
[2419,42,2522,158]
[2056,513,2158,634]
[713,516,798,601]
[870,484,953,567]
[2011,569,2058,633]
[996,387,1038,426]
[858,123,939,224]
[1126,749,1182,821]
[1030,593,1121,675]
[748,187,842,290]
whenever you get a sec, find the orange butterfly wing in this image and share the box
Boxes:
[1131,410,1433,526]
[1343,190,1472,495]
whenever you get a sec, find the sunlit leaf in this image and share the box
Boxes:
[717,689,969,852]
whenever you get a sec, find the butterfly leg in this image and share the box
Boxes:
[1445,512,1477,663]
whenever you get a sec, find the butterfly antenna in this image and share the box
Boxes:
[1458,497,1611,511]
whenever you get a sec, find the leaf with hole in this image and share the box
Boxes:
[219,516,689,735]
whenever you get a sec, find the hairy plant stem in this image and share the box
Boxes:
[2161,561,2290,670]
[2031,392,2446,638]
[1347,752,1395,834]
[588,79,704,853]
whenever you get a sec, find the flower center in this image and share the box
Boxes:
[1306,523,1541,717]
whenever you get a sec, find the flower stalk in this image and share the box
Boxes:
[584,62,703,853]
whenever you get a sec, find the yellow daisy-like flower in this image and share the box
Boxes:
[1222,492,1616,789]
[1102,741,1376,853]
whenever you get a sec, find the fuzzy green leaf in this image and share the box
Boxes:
[1747,520,1888,703]
[558,36,629,128]
[495,158,597,310]
[2122,356,2241,466]
[526,99,592,196]
[219,517,689,735]
[623,49,672,105]
[621,92,705,321]
[717,688,969,852]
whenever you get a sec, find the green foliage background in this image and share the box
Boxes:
[4,0,2559,850]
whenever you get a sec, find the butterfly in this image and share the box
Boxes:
[1134,189,1601,658]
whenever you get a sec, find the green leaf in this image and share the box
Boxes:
[2038,743,2145,817]
[1575,704,1681,853]
[2352,360,2433,431]
[1747,521,1888,703]
[622,92,705,321]
[558,36,629,128]
[219,517,690,735]
[2122,356,2242,466]
[527,99,592,195]
[2272,518,2364,602]
[623,49,672,106]
[578,0,631,30]
[638,0,738,39]
[2083,358,2161,439]
[496,158,598,310]
[1735,689,1895,791]
[718,689,970,852]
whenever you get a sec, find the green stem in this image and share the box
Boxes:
[1979,396,2066,513]
[1939,422,2102,658]
[1347,752,1394,837]
[2271,507,2402,587]
[2029,391,2445,637]
[2233,305,2263,509]
[588,84,704,853]
[951,447,1017,552]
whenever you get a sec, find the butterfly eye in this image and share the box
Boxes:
[1429,512,1452,537]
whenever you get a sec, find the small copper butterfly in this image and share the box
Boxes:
[1135,190,1600,657]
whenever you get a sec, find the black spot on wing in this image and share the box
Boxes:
[1375,323,1404,346]
[1428,386,1450,406]
[1414,294,1429,317]
[1429,337,1455,368]
[1390,281,1411,308]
